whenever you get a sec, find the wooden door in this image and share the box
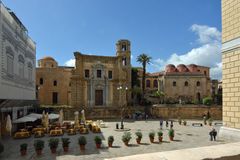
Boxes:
[95,90,103,105]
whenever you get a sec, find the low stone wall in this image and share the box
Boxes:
[53,106,145,120]
[151,104,222,120]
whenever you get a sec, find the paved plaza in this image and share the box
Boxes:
[0,120,236,160]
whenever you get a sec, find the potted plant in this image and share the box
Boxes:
[61,138,70,152]
[20,143,27,156]
[48,138,59,154]
[78,136,87,151]
[149,131,155,143]
[168,129,174,141]
[108,136,114,147]
[94,136,102,149]
[157,131,163,142]
[122,132,132,146]
[178,117,182,125]
[34,140,44,156]
[135,130,142,144]
[183,120,187,126]
[208,118,213,126]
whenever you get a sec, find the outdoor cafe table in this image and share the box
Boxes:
[14,131,30,139]
[32,127,46,134]
[49,129,63,136]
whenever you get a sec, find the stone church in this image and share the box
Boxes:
[36,40,132,108]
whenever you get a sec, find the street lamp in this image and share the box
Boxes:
[117,84,128,129]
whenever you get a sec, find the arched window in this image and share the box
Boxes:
[153,79,158,88]
[6,46,14,75]
[18,55,25,78]
[53,80,57,86]
[184,81,188,86]
[204,71,207,75]
[197,81,200,86]
[27,62,33,81]
[146,80,151,88]
[40,78,43,85]
[173,81,176,86]
[122,43,127,51]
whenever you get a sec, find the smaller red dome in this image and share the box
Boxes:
[187,64,198,72]
[165,64,177,73]
[177,64,189,72]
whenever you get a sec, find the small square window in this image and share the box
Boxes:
[97,70,101,78]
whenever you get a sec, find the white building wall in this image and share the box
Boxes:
[0,3,36,100]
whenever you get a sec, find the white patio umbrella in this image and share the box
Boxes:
[81,110,86,125]
[58,109,63,126]
[5,114,12,136]
[74,111,79,127]
[42,110,46,126]
[45,112,49,132]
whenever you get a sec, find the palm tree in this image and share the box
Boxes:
[137,54,152,100]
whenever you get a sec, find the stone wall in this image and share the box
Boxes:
[151,105,222,120]
[49,105,222,120]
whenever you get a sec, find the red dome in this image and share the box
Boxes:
[177,64,189,72]
[165,64,177,73]
[187,64,198,72]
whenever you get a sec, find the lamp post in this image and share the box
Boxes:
[117,84,128,129]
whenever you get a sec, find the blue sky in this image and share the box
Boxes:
[2,0,222,79]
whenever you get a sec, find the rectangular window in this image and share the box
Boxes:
[97,70,101,78]
[7,56,13,75]
[52,92,58,104]
[19,63,24,78]
[85,69,89,78]
[108,70,112,79]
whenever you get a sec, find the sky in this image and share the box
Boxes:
[2,0,222,79]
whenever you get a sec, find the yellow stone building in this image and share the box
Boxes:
[220,0,240,138]
[140,64,211,103]
[36,40,132,108]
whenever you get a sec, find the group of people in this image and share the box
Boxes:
[159,119,218,141]
[159,120,174,129]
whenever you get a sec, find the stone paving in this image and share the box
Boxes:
[0,120,236,160]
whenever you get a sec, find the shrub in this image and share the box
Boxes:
[203,97,213,106]
[135,130,142,139]
[108,136,114,143]
[20,143,28,151]
[122,132,132,142]
[78,136,87,145]
[34,140,44,150]
[157,131,163,137]
[168,129,174,137]
[48,138,59,149]
[61,138,70,147]
[94,136,102,144]
[148,131,155,138]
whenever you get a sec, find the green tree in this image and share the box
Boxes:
[131,67,140,88]
[154,91,165,104]
[137,54,152,99]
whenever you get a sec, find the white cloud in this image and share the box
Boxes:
[152,24,222,80]
[64,58,75,67]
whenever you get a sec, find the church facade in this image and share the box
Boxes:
[36,40,132,108]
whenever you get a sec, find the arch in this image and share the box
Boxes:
[184,81,189,86]
[197,92,201,103]
[18,54,25,63]
[40,78,44,85]
[6,46,14,57]
[173,81,177,86]
[153,79,158,88]
[146,79,151,88]
[53,80,57,86]
[197,81,200,86]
